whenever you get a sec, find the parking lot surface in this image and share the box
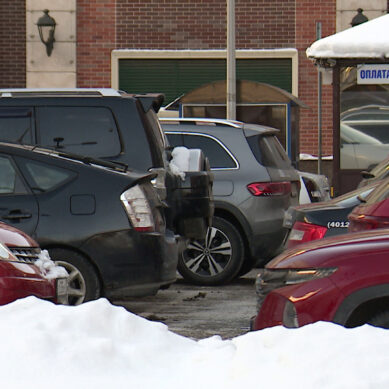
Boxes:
[116,270,258,340]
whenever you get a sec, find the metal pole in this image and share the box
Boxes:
[226,0,236,120]
[316,22,322,174]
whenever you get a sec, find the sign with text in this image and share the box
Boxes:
[357,64,389,84]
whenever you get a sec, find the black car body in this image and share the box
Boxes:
[0,142,178,304]
[0,88,213,242]
[284,181,379,248]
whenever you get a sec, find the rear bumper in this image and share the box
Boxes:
[80,228,178,299]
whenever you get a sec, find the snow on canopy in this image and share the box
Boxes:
[306,13,389,59]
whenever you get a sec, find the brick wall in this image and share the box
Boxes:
[116,0,295,49]
[296,0,336,157]
[76,0,334,158]
[0,0,26,87]
[76,0,116,87]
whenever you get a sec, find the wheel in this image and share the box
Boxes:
[368,310,389,329]
[177,216,245,285]
[49,248,101,305]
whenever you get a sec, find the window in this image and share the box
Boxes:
[166,133,237,169]
[23,160,74,192]
[247,134,291,169]
[0,156,27,194]
[37,107,121,158]
[0,108,33,144]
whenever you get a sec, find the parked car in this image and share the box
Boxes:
[0,142,178,305]
[358,156,389,188]
[349,177,389,232]
[0,88,213,244]
[161,117,300,285]
[298,170,331,204]
[284,181,379,248]
[251,229,389,330]
[0,221,67,305]
[340,105,389,170]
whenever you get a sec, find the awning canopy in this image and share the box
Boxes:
[165,80,308,109]
[306,13,389,64]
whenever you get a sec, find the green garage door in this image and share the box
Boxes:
[119,58,292,105]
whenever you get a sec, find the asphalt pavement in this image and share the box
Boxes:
[116,269,259,340]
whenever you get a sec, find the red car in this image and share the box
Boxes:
[0,222,67,304]
[251,229,389,330]
[349,178,389,231]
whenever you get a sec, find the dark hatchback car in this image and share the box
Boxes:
[161,118,300,285]
[284,181,379,248]
[0,142,178,305]
[0,88,213,244]
[251,229,389,330]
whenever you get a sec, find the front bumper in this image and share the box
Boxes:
[0,275,55,304]
[251,277,341,330]
[80,228,178,299]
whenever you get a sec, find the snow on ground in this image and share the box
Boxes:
[2,297,389,389]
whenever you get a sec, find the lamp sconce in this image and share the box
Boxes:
[36,9,56,56]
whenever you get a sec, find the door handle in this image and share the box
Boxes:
[3,211,32,220]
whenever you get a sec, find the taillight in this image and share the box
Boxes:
[349,215,389,232]
[247,182,292,196]
[286,221,327,248]
[120,185,155,232]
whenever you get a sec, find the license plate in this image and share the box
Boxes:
[56,278,68,297]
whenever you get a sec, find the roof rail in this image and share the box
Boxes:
[0,88,122,98]
[159,117,243,128]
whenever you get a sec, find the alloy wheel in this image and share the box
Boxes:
[55,260,87,305]
[182,225,233,277]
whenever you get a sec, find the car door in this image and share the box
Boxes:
[0,155,39,236]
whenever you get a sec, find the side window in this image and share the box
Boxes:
[37,107,121,158]
[182,134,237,169]
[0,156,27,194]
[22,160,74,192]
[165,133,184,148]
[0,108,33,144]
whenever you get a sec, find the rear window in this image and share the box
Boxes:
[0,107,34,144]
[364,180,389,204]
[247,134,292,169]
[36,106,121,158]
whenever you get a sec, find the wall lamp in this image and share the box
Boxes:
[36,9,56,56]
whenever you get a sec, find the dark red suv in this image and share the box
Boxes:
[349,178,389,231]
[0,221,67,304]
[251,229,389,330]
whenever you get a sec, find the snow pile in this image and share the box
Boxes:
[307,13,389,59]
[2,296,389,389]
[169,146,191,180]
[34,249,68,279]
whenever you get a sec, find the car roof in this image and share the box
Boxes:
[160,117,279,136]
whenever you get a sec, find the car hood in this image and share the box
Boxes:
[0,222,38,248]
[267,228,389,269]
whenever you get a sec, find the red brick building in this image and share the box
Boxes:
[0,0,346,177]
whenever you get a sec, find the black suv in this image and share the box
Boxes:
[0,142,178,304]
[0,89,213,243]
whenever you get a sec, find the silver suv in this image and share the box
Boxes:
[161,118,300,285]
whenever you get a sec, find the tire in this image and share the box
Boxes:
[368,310,389,329]
[177,216,245,285]
[48,248,101,305]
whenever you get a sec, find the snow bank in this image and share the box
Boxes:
[1,297,389,389]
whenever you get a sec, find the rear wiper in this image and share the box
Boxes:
[58,152,128,173]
